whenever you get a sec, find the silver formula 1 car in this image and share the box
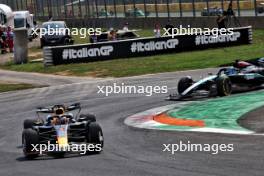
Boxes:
[169,58,264,100]
[22,103,104,159]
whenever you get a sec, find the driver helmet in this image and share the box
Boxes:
[54,106,65,115]
[46,114,52,120]
[258,57,264,67]
[225,67,237,75]
[233,60,251,69]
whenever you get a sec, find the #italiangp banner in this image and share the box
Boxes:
[44,26,252,66]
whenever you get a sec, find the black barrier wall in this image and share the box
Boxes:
[43,26,252,66]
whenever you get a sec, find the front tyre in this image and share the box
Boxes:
[22,129,39,159]
[79,114,96,122]
[23,119,44,129]
[87,122,104,153]
[216,75,232,96]
[178,76,194,95]
[24,119,36,129]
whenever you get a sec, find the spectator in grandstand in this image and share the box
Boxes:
[154,23,161,38]
[90,32,98,43]
[108,28,117,41]
[68,10,73,17]
[123,22,129,31]
[216,14,226,29]
[0,25,7,54]
[109,10,114,16]
[226,2,234,16]
[48,14,53,21]
[6,26,14,52]
[0,25,2,53]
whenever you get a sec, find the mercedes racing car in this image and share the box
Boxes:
[169,58,264,100]
[22,103,103,159]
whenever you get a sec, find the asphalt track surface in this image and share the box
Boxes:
[239,106,264,133]
[0,68,264,176]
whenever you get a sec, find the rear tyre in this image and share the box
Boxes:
[23,119,44,129]
[22,129,39,159]
[178,76,194,94]
[79,114,96,122]
[216,75,232,96]
[87,122,104,153]
[24,119,36,129]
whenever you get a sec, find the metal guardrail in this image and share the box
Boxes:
[43,47,53,67]
[248,27,253,43]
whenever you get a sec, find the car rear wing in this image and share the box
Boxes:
[36,103,81,119]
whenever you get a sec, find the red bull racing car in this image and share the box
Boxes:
[22,103,104,159]
[169,58,264,100]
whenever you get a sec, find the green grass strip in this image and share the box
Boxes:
[0,83,38,93]
[1,30,264,77]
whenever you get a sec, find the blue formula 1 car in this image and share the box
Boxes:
[22,103,104,159]
[169,58,264,100]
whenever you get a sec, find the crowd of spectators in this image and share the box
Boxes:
[0,25,14,54]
